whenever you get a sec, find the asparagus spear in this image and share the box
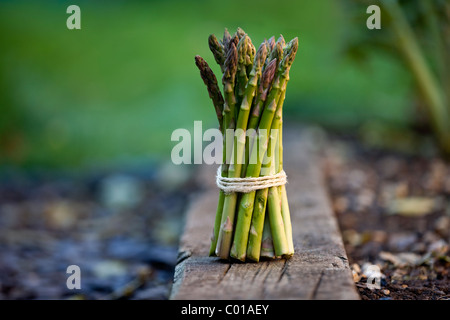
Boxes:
[247,83,289,261]
[230,40,268,197]
[267,36,275,53]
[266,92,289,257]
[238,36,255,171]
[215,42,268,259]
[248,46,295,260]
[246,74,285,262]
[211,42,238,257]
[246,187,269,261]
[225,34,239,56]
[248,59,277,130]
[236,27,246,40]
[194,55,225,132]
[236,35,251,110]
[265,35,284,70]
[243,59,278,261]
[246,111,279,261]
[222,42,238,132]
[222,28,232,50]
[246,39,256,77]
[277,88,294,255]
[260,212,276,259]
[243,58,277,178]
[208,34,226,73]
[250,123,280,261]
[266,42,295,257]
[230,37,298,261]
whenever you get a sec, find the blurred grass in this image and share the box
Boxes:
[0,0,410,168]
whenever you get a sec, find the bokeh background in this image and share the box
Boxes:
[0,0,448,300]
[0,0,414,168]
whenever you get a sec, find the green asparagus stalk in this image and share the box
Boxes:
[238,37,256,172]
[277,87,294,255]
[236,35,251,110]
[267,179,289,257]
[230,38,268,185]
[248,57,294,260]
[262,132,282,259]
[212,41,238,257]
[225,34,239,54]
[267,36,275,53]
[208,34,226,73]
[222,42,238,132]
[222,28,232,49]
[280,184,294,254]
[260,80,290,258]
[210,193,225,256]
[244,59,278,261]
[236,27,246,40]
[243,58,277,178]
[246,187,269,261]
[194,56,225,132]
[230,38,298,261]
[216,42,268,260]
[260,211,276,259]
[194,54,227,256]
[248,59,277,130]
[245,105,280,262]
[206,29,234,255]
[266,87,289,257]
[265,36,284,70]
[246,40,256,77]
[246,75,285,262]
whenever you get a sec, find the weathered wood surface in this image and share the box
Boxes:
[170,128,359,300]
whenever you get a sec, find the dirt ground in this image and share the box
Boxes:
[1,129,449,300]
[0,165,193,299]
[323,134,450,300]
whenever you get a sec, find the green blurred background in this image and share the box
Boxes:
[0,0,412,169]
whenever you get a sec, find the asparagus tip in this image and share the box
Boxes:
[254,41,268,71]
[236,27,246,39]
[261,58,277,90]
[222,41,238,84]
[268,36,275,51]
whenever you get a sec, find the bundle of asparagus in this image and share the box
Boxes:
[195,28,298,262]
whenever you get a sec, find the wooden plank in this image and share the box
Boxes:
[170,128,359,300]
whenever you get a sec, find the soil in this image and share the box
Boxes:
[1,129,449,300]
[323,133,450,300]
[0,166,195,300]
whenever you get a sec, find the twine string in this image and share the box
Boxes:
[216,166,287,193]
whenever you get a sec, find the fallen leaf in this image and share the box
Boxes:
[343,229,361,246]
[386,197,437,217]
[92,260,127,279]
[351,263,362,282]
[434,216,450,237]
[379,251,421,267]
[352,270,361,283]
[427,240,449,256]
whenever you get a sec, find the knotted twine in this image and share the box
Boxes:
[216,166,287,194]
